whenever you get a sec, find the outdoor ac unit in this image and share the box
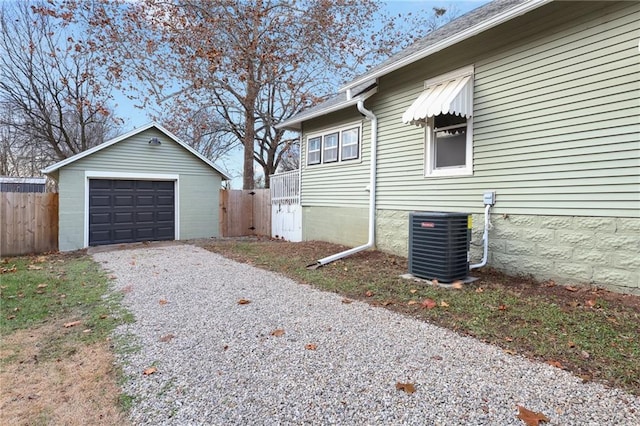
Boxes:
[408,212,471,283]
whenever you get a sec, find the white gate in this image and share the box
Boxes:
[270,169,302,242]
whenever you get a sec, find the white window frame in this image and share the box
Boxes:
[305,121,362,166]
[340,127,360,160]
[424,66,474,177]
[307,136,321,165]
[323,132,339,163]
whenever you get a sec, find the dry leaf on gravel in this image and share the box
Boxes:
[143,367,157,375]
[237,299,251,305]
[395,382,416,394]
[546,360,563,369]
[271,329,285,337]
[305,343,317,350]
[159,334,175,342]
[341,298,353,304]
[517,405,549,426]
[159,299,168,305]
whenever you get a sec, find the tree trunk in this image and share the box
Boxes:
[242,101,256,190]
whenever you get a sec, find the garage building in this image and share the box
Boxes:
[43,122,230,251]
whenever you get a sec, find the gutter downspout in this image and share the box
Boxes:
[308,99,378,269]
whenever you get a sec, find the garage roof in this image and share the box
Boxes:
[42,122,231,180]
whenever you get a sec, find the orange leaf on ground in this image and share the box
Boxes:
[546,360,563,369]
[451,280,463,289]
[395,382,416,394]
[143,367,157,376]
[159,334,175,342]
[498,304,507,311]
[159,299,168,305]
[271,329,285,337]
[431,279,439,287]
[341,298,353,304]
[565,286,579,292]
[237,299,251,305]
[421,299,436,309]
[585,299,596,307]
[407,300,418,306]
[305,343,317,350]
[63,320,81,328]
[409,289,418,294]
[475,287,484,293]
[517,405,549,426]
[365,290,374,297]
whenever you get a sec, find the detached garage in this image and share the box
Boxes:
[43,122,230,251]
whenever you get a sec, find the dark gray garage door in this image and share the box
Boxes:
[88,179,175,246]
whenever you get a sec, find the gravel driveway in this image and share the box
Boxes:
[93,244,639,425]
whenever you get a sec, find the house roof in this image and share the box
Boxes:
[276,82,377,130]
[41,122,231,180]
[280,0,551,129]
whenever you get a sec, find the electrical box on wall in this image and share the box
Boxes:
[483,191,496,205]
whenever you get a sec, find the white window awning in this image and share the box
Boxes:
[402,74,473,126]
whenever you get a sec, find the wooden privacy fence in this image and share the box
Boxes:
[1,192,58,256]
[219,189,271,237]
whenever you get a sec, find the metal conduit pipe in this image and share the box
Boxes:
[470,204,492,270]
[308,99,378,269]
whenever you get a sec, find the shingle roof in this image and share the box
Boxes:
[280,0,550,129]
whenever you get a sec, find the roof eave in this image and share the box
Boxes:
[276,86,378,130]
[340,0,552,92]
[41,122,231,181]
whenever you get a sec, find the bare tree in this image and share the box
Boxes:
[46,0,457,187]
[0,1,120,173]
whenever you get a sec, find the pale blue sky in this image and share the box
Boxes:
[113,1,490,185]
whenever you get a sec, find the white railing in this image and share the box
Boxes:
[270,169,300,205]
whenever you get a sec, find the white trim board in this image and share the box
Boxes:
[83,171,180,248]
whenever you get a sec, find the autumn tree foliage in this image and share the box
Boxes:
[45,0,455,188]
[0,1,120,175]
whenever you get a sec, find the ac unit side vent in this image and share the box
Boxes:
[408,212,470,283]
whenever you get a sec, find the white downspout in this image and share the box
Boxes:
[309,99,377,268]
[470,204,492,270]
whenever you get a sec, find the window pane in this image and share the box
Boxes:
[434,128,466,168]
[308,137,321,165]
[341,128,359,160]
[323,133,338,162]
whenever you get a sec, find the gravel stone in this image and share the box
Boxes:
[93,245,640,425]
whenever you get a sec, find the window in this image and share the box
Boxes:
[341,127,359,160]
[426,113,473,176]
[323,132,339,163]
[308,136,321,165]
[306,123,361,166]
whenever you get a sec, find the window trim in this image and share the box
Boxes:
[307,136,321,165]
[425,115,473,177]
[340,127,360,161]
[322,132,339,163]
[305,121,362,166]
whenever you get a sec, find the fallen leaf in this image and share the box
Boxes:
[63,320,81,328]
[565,286,579,292]
[305,343,317,350]
[381,300,393,306]
[143,367,157,375]
[365,290,374,297]
[475,287,484,293]
[341,298,353,304]
[407,300,418,306]
[223,345,229,351]
[159,299,168,305]
[451,280,463,289]
[37,283,48,288]
[504,337,514,342]
[421,298,436,309]
[395,382,416,394]
[440,300,449,307]
[409,289,418,294]
[567,341,576,348]
[271,329,285,337]
[159,334,175,342]
[1,265,17,274]
[580,350,590,359]
[82,329,92,333]
[546,360,563,369]
[34,256,47,263]
[498,304,507,311]
[238,299,251,305]
[517,405,549,426]
[544,280,556,288]
[504,349,517,355]
[27,265,43,270]
[431,279,439,287]
[7,315,16,320]
[585,299,596,308]
[100,314,108,319]
[567,300,580,308]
